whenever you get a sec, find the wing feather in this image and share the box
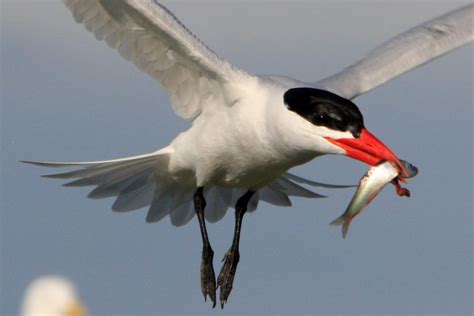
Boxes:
[62,0,254,120]
[317,4,473,99]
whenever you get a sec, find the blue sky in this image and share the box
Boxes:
[2,1,472,315]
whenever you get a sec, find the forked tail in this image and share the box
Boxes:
[23,151,354,226]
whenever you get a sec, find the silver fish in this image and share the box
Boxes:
[331,160,417,238]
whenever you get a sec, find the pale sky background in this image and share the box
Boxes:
[1,1,473,315]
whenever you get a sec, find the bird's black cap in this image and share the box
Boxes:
[284,87,364,137]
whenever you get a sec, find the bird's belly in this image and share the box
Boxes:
[217,163,285,188]
[207,150,316,189]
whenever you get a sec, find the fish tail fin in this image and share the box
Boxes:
[330,215,352,239]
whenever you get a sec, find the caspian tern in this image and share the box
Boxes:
[23,0,473,308]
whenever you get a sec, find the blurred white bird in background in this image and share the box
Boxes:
[21,276,87,316]
[23,0,473,308]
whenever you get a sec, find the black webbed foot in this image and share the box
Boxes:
[217,249,240,308]
[200,248,216,308]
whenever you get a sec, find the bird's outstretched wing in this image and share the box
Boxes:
[317,4,473,100]
[63,0,253,120]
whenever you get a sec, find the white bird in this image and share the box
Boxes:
[21,276,87,316]
[24,0,473,308]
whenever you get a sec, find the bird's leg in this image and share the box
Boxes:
[217,190,255,308]
[193,187,216,308]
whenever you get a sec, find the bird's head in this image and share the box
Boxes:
[21,276,87,316]
[284,87,408,177]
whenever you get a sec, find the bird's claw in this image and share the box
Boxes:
[217,249,240,309]
[201,249,217,308]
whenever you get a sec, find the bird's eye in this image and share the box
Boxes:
[313,113,329,124]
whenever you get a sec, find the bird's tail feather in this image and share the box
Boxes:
[284,172,356,189]
[23,154,353,226]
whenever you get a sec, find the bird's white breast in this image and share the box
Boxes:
[168,78,319,189]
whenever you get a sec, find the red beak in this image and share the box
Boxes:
[325,128,409,178]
